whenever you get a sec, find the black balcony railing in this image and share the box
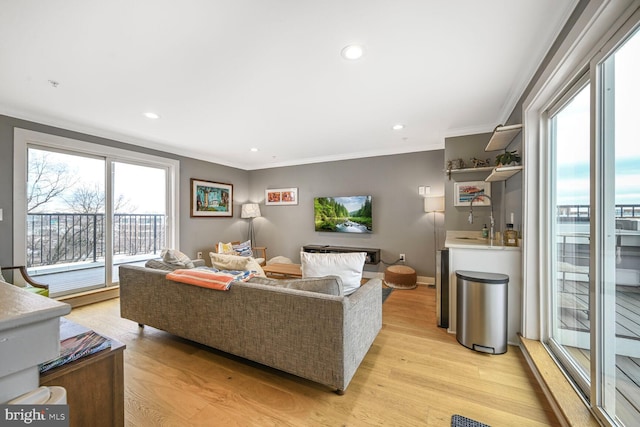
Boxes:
[557,204,640,222]
[27,213,166,267]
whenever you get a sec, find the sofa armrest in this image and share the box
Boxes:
[341,277,382,389]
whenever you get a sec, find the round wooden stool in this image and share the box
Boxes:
[384,265,417,289]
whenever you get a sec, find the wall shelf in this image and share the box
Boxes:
[485,165,523,182]
[485,124,523,151]
[447,166,494,174]
[445,166,493,178]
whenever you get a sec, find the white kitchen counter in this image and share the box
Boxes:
[445,230,522,250]
[445,231,522,346]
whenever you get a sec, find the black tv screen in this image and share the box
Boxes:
[314,196,372,233]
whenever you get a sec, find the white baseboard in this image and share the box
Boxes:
[363,271,434,286]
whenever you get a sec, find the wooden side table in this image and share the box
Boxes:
[40,330,125,427]
[262,263,302,279]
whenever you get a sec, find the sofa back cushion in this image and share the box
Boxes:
[300,251,366,296]
[209,252,266,277]
[249,275,343,296]
[145,259,180,271]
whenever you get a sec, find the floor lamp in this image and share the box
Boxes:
[424,196,445,282]
[241,203,261,244]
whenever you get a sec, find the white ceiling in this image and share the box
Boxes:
[0,1,577,170]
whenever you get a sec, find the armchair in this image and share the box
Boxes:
[0,266,50,297]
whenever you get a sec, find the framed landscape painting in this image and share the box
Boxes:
[191,179,233,217]
[265,188,298,206]
[454,181,491,206]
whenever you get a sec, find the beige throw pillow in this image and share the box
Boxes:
[209,252,266,277]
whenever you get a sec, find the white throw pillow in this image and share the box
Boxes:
[300,251,366,296]
[209,252,266,277]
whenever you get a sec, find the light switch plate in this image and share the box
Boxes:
[418,186,431,196]
[0,208,3,221]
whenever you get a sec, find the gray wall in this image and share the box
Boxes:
[1,114,444,278]
[249,151,445,277]
[444,131,523,237]
[0,115,249,267]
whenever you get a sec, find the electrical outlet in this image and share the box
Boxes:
[197,251,203,259]
[399,253,406,262]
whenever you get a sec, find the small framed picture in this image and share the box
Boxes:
[454,181,491,206]
[265,188,298,206]
[191,179,233,217]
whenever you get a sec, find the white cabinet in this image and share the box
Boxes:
[445,232,522,345]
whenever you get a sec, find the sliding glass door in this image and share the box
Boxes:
[597,26,640,425]
[544,20,640,426]
[111,161,167,283]
[548,80,592,395]
[27,148,107,294]
[15,129,179,298]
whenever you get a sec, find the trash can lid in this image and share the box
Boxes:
[455,270,509,284]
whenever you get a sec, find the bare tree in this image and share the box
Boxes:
[27,151,77,212]
[64,184,138,214]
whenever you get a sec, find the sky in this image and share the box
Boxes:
[555,28,640,206]
[30,149,166,214]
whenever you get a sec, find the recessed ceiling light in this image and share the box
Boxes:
[250,148,259,152]
[341,44,364,60]
[392,124,405,130]
[144,112,160,119]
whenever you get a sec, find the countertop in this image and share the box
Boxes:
[0,281,71,331]
[445,230,522,251]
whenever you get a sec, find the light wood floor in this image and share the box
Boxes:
[65,285,559,426]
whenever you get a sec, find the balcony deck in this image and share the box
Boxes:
[559,279,640,420]
[31,257,148,297]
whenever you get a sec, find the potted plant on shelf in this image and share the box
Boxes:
[495,150,521,167]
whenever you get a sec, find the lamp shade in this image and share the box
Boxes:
[424,196,445,213]
[241,203,261,219]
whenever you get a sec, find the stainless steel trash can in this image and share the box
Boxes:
[456,270,509,354]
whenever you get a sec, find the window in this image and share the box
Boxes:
[14,129,179,297]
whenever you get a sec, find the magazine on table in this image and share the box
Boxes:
[39,317,111,373]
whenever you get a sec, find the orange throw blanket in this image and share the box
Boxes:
[166,268,254,291]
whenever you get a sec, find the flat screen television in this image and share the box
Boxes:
[314,196,372,233]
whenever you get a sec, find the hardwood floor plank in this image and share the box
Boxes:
[66,285,560,426]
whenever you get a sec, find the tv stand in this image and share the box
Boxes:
[302,245,381,265]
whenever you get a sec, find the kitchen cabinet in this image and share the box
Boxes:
[445,231,522,345]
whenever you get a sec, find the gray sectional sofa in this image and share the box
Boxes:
[118,265,382,393]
